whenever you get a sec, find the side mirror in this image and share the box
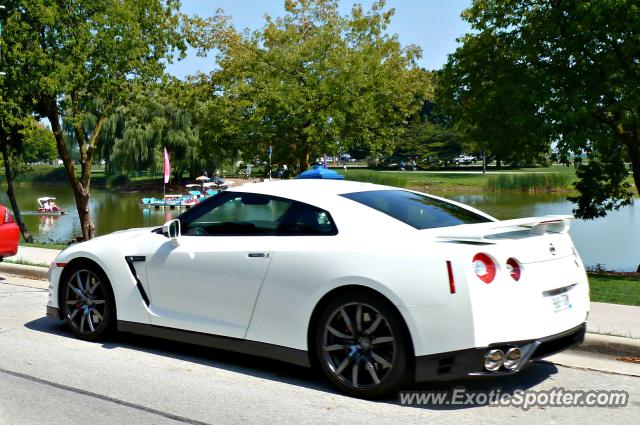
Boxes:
[162,219,181,246]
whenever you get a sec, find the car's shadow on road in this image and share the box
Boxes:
[25,316,557,410]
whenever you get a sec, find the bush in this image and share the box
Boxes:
[107,174,129,189]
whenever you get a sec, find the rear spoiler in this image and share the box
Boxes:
[435,215,573,243]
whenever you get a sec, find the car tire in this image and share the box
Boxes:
[60,263,115,341]
[314,291,412,398]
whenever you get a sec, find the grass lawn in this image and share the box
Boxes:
[341,168,490,189]
[588,273,640,307]
[338,163,639,192]
[3,257,50,268]
[20,241,68,250]
[339,168,576,191]
[500,164,577,174]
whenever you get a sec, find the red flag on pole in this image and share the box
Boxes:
[163,147,170,184]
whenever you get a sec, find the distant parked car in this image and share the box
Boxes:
[0,204,19,262]
[454,155,477,165]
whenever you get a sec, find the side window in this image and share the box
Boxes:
[341,190,491,230]
[279,202,338,236]
[183,193,292,236]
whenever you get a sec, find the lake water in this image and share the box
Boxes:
[1,184,639,272]
[0,185,178,244]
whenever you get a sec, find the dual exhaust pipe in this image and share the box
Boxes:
[484,347,522,371]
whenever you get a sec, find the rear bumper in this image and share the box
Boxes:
[415,322,586,382]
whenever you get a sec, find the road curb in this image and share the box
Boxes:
[579,333,640,357]
[0,263,49,281]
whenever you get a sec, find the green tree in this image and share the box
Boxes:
[393,101,470,168]
[0,94,33,242]
[22,122,57,164]
[98,81,212,180]
[394,120,467,168]
[2,0,185,239]
[187,0,429,172]
[439,0,640,218]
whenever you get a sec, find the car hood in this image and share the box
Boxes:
[57,227,157,259]
[77,227,158,245]
[103,227,158,240]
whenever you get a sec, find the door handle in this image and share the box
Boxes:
[248,252,268,258]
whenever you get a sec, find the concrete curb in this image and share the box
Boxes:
[578,333,640,358]
[0,263,49,281]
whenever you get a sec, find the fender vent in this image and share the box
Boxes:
[125,256,149,306]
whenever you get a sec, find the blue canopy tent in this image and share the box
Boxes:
[297,165,345,180]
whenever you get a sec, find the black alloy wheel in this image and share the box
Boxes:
[315,292,411,398]
[61,265,114,340]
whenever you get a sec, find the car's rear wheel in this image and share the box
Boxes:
[314,291,411,398]
[60,264,114,340]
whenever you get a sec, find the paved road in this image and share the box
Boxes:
[0,274,638,425]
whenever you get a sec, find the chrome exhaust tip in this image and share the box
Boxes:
[503,347,522,370]
[484,349,504,371]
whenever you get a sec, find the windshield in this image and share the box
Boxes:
[341,190,492,230]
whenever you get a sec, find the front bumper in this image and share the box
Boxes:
[415,322,586,382]
[46,306,62,320]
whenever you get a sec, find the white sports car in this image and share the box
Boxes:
[46,180,589,398]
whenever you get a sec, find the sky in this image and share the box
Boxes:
[166,0,472,79]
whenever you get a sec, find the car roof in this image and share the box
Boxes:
[228,179,394,207]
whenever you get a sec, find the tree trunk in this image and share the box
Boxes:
[299,145,309,173]
[0,141,33,243]
[47,107,95,240]
[623,135,640,273]
[627,137,640,199]
[482,150,487,175]
[74,190,93,240]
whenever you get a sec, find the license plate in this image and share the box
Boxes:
[550,293,572,313]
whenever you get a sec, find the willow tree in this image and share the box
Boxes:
[439,0,640,218]
[96,81,210,180]
[188,0,429,172]
[2,0,185,239]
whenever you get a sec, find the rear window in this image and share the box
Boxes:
[341,190,491,230]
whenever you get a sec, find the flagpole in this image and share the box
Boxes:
[268,145,272,180]
[163,147,170,202]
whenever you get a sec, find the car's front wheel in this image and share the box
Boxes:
[60,264,115,340]
[314,291,412,398]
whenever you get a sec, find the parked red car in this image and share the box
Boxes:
[0,204,19,261]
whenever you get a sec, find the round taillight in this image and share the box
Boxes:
[506,258,521,281]
[472,253,496,283]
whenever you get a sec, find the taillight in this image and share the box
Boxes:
[506,258,521,281]
[472,253,496,283]
[6,211,14,223]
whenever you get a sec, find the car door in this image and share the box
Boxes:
[145,192,292,338]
